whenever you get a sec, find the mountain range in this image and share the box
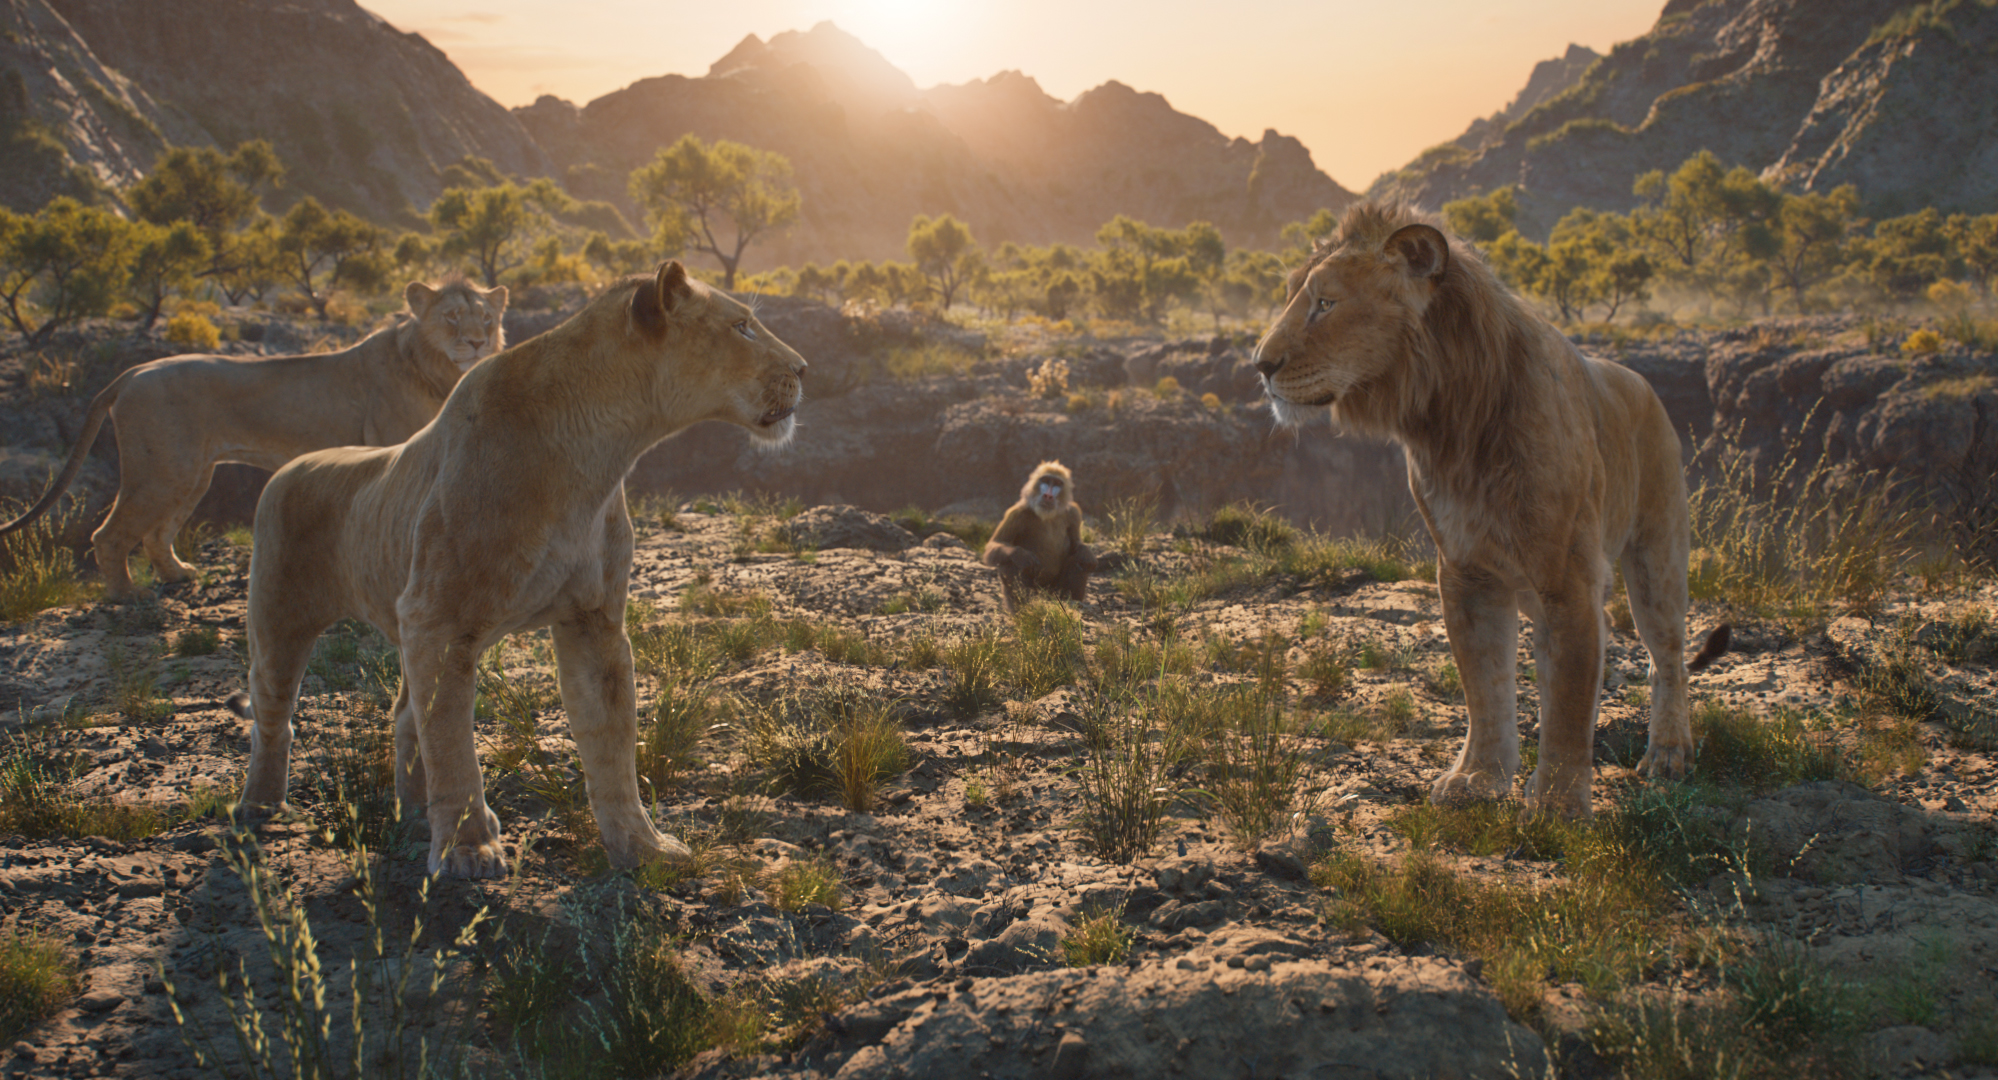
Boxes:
[1375,0,1998,237]
[0,0,1352,265]
[2,0,1993,266]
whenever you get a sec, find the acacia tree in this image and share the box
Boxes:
[126,220,212,333]
[273,197,389,318]
[127,141,283,280]
[0,198,134,343]
[628,135,800,289]
[906,213,980,309]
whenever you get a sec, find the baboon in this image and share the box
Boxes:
[982,460,1099,609]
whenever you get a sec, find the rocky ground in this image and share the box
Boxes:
[0,501,1994,1079]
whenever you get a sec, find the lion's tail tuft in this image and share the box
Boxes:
[225,691,254,720]
[1687,623,1730,673]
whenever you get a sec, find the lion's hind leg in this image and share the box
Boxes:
[1623,542,1697,782]
[552,609,691,868]
[136,462,214,588]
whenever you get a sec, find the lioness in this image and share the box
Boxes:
[1253,202,1725,819]
[0,279,506,599]
[230,261,804,878]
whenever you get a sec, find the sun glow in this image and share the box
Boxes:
[826,0,989,85]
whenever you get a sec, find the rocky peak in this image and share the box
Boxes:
[1377,0,1993,237]
[43,0,551,222]
[0,0,184,209]
[1453,42,1600,152]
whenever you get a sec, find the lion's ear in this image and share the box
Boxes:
[631,260,692,335]
[1385,224,1449,283]
[404,281,438,318]
[486,284,509,314]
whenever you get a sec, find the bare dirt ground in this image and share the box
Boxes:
[1,506,1995,1079]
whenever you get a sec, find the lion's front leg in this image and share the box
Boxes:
[1432,564,1521,805]
[1520,584,1607,820]
[401,636,505,878]
[552,609,691,868]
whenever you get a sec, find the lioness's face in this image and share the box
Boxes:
[417,282,508,371]
[1251,225,1448,427]
[675,284,807,447]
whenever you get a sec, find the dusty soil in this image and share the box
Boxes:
[1,506,1996,1079]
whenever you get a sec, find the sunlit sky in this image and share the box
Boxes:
[365,0,1664,189]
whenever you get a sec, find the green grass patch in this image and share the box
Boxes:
[0,929,77,1044]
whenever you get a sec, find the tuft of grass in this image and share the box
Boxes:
[1688,427,1923,630]
[1205,502,1297,553]
[1073,688,1187,863]
[744,684,908,810]
[0,929,77,1044]
[1060,904,1132,967]
[1012,598,1086,696]
[1690,700,1848,790]
[0,736,166,840]
[763,856,843,911]
[638,684,718,793]
[942,629,1005,717]
[173,625,221,657]
[1198,694,1312,848]
[0,496,89,624]
[1100,493,1159,558]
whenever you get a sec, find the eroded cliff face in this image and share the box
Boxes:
[515,22,1357,266]
[0,0,182,210]
[41,0,551,223]
[1377,0,1998,237]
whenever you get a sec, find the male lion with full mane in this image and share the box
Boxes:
[1253,202,1725,819]
[229,261,804,877]
[0,279,506,599]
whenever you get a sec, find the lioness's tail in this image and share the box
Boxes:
[226,692,253,720]
[0,368,133,537]
[1687,623,1730,672]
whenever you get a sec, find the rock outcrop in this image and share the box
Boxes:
[1376,0,1998,237]
[0,0,180,210]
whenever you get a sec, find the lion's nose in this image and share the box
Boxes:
[1253,352,1285,378]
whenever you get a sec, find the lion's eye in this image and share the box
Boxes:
[1314,297,1335,314]
[734,320,757,341]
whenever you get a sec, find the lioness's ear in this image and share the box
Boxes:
[1385,224,1449,283]
[630,260,692,336]
[486,284,509,314]
[404,281,438,318]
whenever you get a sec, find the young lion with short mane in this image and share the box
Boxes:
[1253,202,1725,819]
[231,261,805,878]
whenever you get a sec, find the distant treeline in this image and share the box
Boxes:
[3,137,1994,347]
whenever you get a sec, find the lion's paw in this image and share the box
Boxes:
[1636,743,1694,782]
[430,840,509,879]
[1430,769,1508,805]
[230,799,296,827]
[1519,787,1592,822]
[605,829,694,869]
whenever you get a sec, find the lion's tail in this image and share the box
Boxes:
[0,367,133,537]
[1687,623,1730,673]
[226,692,253,720]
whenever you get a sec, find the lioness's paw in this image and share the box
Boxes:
[605,830,694,869]
[1636,743,1694,781]
[430,840,509,879]
[1431,769,1508,805]
[1519,787,1592,821]
[230,799,291,826]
